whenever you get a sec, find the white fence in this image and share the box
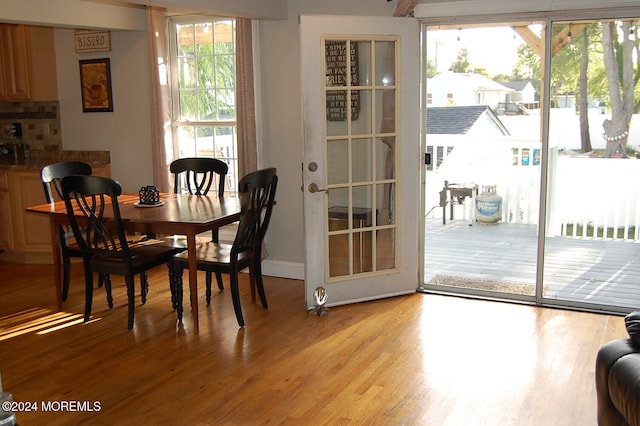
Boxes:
[426,142,640,241]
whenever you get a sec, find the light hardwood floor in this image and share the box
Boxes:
[0,260,628,425]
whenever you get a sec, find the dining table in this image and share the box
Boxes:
[26,192,242,334]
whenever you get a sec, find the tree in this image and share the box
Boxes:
[578,26,592,153]
[425,58,438,78]
[601,21,636,157]
[449,48,471,73]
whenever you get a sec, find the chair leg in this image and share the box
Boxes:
[140,271,149,304]
[83,260,93,322]
[215,272,225,291]
[229,269,245,327]
[248,266,257,304]
[168,263,177,310]
[104,273,114,309]
[252,259,268,309]
[205,271,212,305]
[61,252,71,301]
[125,274,136,330]
[173,262,183,322]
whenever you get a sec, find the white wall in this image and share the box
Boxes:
[54,28,155,192]
[257,1,397,271]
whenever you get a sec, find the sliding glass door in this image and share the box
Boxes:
[543,18,640,311]
[422,15,640,314]
[421,23,543,301]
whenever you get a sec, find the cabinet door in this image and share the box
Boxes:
[10,171,50,253]
[0,24,32,101]
[0,172,13,250]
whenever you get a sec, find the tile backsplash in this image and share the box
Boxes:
[0,101,61,152]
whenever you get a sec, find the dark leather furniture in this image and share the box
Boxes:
[596,312,640,425]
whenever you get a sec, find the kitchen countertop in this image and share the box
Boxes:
[0,150,110,171]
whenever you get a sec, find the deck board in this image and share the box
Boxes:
[424,218,640,310]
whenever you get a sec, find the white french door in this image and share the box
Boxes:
[300,15,420,309]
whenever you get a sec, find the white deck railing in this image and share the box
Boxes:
[426,143,640,241]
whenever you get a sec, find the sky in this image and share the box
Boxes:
[426,26,541,76]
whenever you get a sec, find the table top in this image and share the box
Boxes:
[26,193,242,228]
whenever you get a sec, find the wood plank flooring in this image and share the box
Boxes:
[0,260,629,425]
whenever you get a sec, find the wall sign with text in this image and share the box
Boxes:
[74,30,111,54]
[325,40,360,122]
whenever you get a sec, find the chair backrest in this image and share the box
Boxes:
[232,168,278,258]
[41,161,92,203]
[60,175,131,261]
[170,157,228,196]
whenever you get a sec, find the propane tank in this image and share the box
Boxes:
[475,185,502,224]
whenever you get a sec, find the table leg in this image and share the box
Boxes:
[49,217,63,310]
[187,231,199,334]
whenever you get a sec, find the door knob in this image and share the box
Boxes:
[308,183,328,193]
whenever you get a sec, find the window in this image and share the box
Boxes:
[168,18,238,194]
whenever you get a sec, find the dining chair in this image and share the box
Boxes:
[173,167,278,327]
[170,157,229,297]
[41,161,151,304]
[60,175,181,329]
[41,161,107,302]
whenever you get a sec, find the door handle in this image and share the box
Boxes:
[308,183,328,193]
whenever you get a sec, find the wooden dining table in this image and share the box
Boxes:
[26,193,242,333]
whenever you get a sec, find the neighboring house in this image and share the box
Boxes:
[427,71,514,109]
[426,105,510,136]
[499,80,538,113]
[426,105,510,170]
[427,72,539,114]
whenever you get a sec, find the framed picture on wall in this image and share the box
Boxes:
[79,58,113,112]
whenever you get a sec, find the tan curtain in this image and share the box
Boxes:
[146,6,172,192]
[236,18,258,178]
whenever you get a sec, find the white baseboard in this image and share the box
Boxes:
[262,259,304,280]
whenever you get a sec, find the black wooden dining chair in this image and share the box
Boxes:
[41,161,104,302]
[41,161,152,304]
[60,175,181,329]
[173,167,278,327]
[170,157,229,297]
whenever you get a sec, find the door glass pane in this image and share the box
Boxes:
[376,89,395,133]
[325,40,348,87]
[329,233,349,277]
[328,187,349,231]
[352,138,372,182]
[375,41,395,86]
[352,89,372,134]
[377,183,395,225]
[377,229,395,270]
[326,89,349,136]
[328,139,348,184]
[353,185,373,214]
[355,41,372,86]
[377,137,395,180]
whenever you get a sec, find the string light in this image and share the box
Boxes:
[603,131,629,143]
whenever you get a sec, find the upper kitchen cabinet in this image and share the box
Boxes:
[0,24,58,102]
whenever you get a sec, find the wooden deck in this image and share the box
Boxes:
[424,218,640,311]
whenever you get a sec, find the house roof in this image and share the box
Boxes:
[426,105,509,135]
[429,71,513,92]
[500,80,531,91]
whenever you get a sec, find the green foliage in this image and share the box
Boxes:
[563,223,637,240]
[449,48,471,73]
[175,21,236,122]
